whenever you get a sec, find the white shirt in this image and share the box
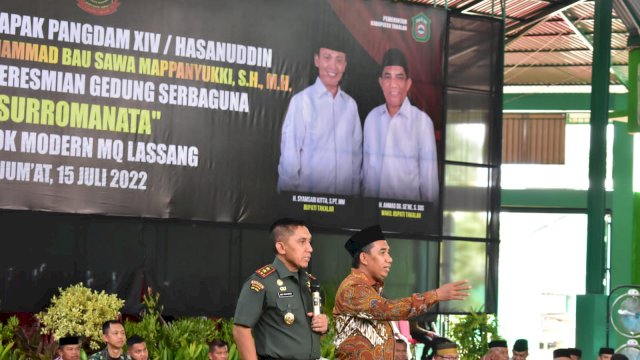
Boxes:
[277,77,362,195]
[363,98,438,202]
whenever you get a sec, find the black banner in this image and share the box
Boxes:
[0,0,447,235]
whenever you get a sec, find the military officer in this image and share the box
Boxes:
[233,218,329,360]
[88,320,131,360]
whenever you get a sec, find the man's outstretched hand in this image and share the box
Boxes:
[436,280,471,301]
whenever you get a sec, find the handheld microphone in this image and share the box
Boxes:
[311,284,321,316]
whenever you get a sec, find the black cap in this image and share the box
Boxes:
[381,48,408,76]
[599,348,615,355]
[567,348,582,357]
[344,225,385,257]
[127,335,145,347]
[317,23,346,54]
[554,349,573,358]
[59,336,80,346]
[513,339,528,352]
[489,340,508,348]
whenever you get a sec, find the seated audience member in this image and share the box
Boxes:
[554,349,573,360]
[126,335,148,360]
[409,314,438,360]
[511,339,528,360]
[598,347,614,360]
[395,338,409,360]
[567,348,582,360]
[208,339,229,360]
[484,340,508,360]
[57,336,81,360]
[433,341,458,360]
[89,320,130,360]
[391,320,412,360]
[424,337,456,360]
[410,314,437,342]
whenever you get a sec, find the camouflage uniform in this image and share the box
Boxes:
[88,348,131,360]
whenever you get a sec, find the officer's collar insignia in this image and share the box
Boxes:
[250,280,264,292]
[255,265,276,278]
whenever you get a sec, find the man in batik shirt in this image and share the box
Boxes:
[333,225,470,359]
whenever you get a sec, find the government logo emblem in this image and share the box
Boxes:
[77,0,121,16]
[412,13,431,43]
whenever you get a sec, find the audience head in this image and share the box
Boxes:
[127,335,148,360]
[488,340,508,360]
[208,339,229,360]
[394,339,408,360]
[512,339,528,360]
[434,340,458,360]
[554,349,573,360]
[101,320,126,351]
[57,336,81,360]
[567,348,582,360]
[598,347,614,360]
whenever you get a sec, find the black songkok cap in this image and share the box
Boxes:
[344,225,385,257]
[567,348,582,357]
[489,340,508,348]
[611,355,629,360]
[381,48,408,76]
[554,349,573,358]
[59,336,80,346]
[599,348,615,355]
[317,24,346,54]
[127,335,145,347]
[513,339,528,352]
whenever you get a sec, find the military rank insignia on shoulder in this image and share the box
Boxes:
[250,280,264,292]
[255,264,276,278]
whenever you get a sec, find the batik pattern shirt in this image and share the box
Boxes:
[333,269,438,360]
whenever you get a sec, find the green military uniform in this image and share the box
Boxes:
[234,257,321,360]
[88,348,131,360]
